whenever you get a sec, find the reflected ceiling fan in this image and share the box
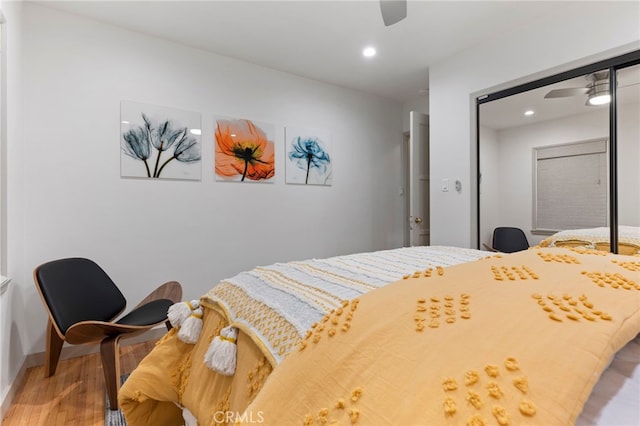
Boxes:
[544,71,634,106]
[380,0,407,26]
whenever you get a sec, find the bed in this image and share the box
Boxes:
[539,226,640,255]
[119,244,640,425]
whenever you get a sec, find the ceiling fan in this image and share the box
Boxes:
[544,71,613,106]
[380,0,407,26]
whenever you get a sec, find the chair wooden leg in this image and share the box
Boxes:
[44,320,64,377]
[100,335,122,411]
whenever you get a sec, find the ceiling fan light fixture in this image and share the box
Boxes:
[588,94,611,106]
[587,79,610,106]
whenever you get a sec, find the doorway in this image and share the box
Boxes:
[404,111,430,246]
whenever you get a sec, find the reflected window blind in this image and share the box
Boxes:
[534,139,608,232]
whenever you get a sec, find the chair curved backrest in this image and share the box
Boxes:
[35,258,127,335]
[33,257,181,410]
[492,227,530,253]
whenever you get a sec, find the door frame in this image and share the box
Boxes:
[402,131,410,246]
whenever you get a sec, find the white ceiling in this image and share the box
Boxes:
[481,65,640,130]
[36,0,570,103]
[35,0,638,129]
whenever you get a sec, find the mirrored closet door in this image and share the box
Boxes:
[477,50,640,253]
[616,63,640,229]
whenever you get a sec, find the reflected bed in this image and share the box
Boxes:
[539,226,640,255]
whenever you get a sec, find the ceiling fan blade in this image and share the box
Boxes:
[544,87,590,98]
[619,81,640,89]
[380,0,407,26]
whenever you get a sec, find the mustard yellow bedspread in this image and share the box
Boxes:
[119,246,486,425]
[119,305,272,426]
[242,248,640,425]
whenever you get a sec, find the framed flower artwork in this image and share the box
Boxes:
[214,117,276,183]
[285,126,332,186]
[120,101,202,180]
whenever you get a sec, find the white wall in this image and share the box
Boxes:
[429,1,640,247]
[1,2,405,405]
[0,0,26,413]
[402,95,429,132]
[617,99,640,226]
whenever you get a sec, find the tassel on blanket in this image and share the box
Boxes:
[182,407,197,426]
[167,299,200,328]
[177,308,203,344]
[204,326,239,376]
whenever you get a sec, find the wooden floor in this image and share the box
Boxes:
[2,340,156,426]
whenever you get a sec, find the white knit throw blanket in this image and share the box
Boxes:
[204,246,487,365]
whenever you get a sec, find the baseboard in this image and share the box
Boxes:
[0,359,27,421]
[24,326,167,369]
[1,326,166,420]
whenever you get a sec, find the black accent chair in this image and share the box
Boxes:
[483,227,530,253]
[33,257,182,410]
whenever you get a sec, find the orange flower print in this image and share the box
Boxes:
[215,119,275,181]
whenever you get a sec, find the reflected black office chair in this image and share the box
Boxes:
[483,227,530,253]
[33,257,182,410]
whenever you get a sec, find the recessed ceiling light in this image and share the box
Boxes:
[524,110,535,116]
[363,47,376,58]
[190,129,202,135]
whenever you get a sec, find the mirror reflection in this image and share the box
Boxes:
[478,65,640,252]
[616,64,640,228]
